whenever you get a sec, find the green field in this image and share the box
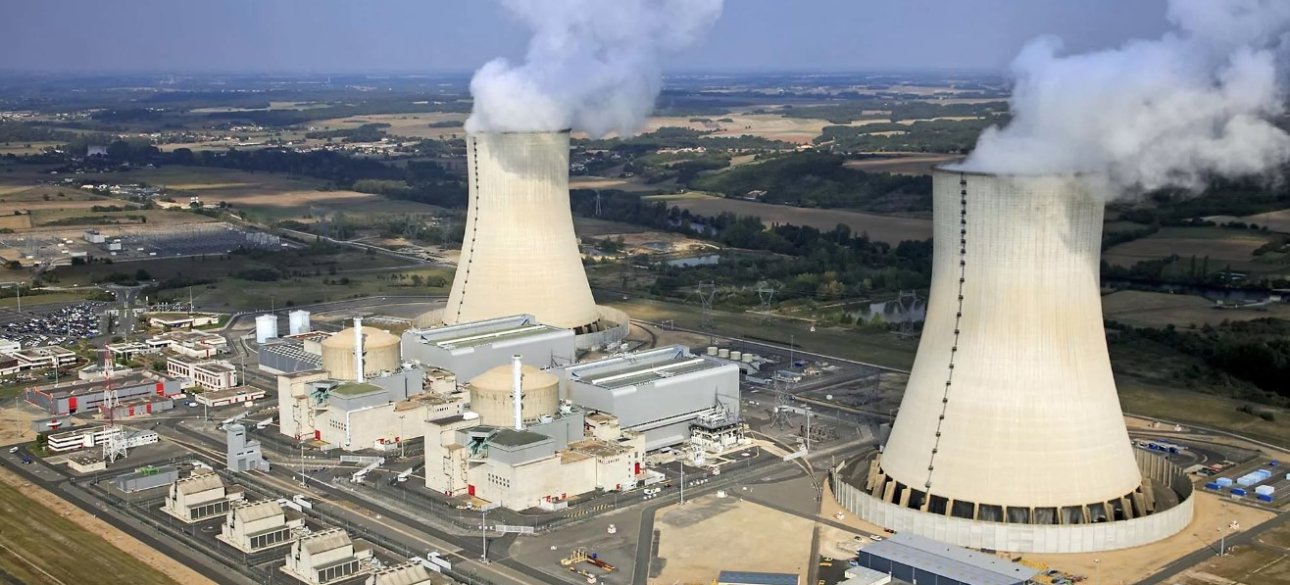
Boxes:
[1118,382,1290,448]
[0,482,177,585]
[0,291,94,309]
[187,267,452,311]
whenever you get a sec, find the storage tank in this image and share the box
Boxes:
[444,131,600,331]
[321,326,400,381]
[742,353,754,363]
[706,346,718,356]
[288,310,311,335]
[730,351,743,362]
[255,314,279,344]
[467,363,559,428]
[718,349,730,359]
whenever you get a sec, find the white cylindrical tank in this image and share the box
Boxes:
[444,131,600,331]
[742,353,754,363]
[468,363,559,428]
[321,326,400,381]
[875,169,1145,526]
[706,346,718,356]
[255,314,279,344]
[288,310,311,335]
[730,351,743,362]
[717,349,730,359]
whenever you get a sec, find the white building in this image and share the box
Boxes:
[195,387,265,408]
[147,330,227,358]
[401,314,576,381]
[167,355,239,390]
[162,470,245,523]
[218,500,305,553]
[10,346,77,370]
[281,528,373,585]
[366,562,449,585]
[0,337,20,354]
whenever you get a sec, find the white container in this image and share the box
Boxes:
[730,351,742,361]
[706,346,718,356]
[718,349,730,359]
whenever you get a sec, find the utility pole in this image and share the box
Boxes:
[789,334,796,370]
[697,282,716,342]
[679,463,686,505]
[300,443,306,486]
[805,405,811,452]
[480,509,489,562]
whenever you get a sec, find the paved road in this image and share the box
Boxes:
[1136,511,1290,585]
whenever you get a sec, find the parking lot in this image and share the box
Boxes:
[102,224,290,260]
[0,301,106,347]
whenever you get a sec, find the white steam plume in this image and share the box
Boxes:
[465,0,723,137]
[960,0,1290,192]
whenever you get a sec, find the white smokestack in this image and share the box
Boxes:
[354,317,365,384]
[959,0,1290,194]
[512,354,524,431]
[465,0,723,137]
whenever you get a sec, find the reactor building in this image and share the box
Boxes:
[439,131,628,349]
[832,169,1193,553]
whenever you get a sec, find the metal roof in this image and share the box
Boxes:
[718,570,799,585]
[860,533,1038,585]
[409,315,568,351]
[567,345,731,390]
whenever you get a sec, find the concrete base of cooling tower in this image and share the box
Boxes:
[831,451,1194,553]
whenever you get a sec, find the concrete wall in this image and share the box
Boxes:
[574,307,631,351]
[831,454,1195,553]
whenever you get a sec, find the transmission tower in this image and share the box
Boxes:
[100,353,127,464]
[756,282,779,323]
[770,384,793,429]
[594,190,603,217]
[697,282,717,341]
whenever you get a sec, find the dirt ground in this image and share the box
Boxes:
[843,154,963,176]
[0,465,215,585]
[652,495,815,584]
[0,403,39,444]
[661,194,932,244]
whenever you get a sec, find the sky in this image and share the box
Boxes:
[0,0,1172,74]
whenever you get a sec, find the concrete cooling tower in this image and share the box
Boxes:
[445,131,601,332]
[831,168,1193,553]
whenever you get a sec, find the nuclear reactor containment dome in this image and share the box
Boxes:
[467,363,559,428]
[833,168,1193,553]
[444,131,601,332]
[321,326,400,381]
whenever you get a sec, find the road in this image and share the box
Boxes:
[1137,511,1290,585]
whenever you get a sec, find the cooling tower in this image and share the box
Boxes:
[445,131,600,332]
[833,168,1193,553]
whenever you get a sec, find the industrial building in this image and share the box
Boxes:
[854,533,1037,585]
[163,470,246,523]
[10,346,76,370]
[217,500,305,553]
[423,405,645,510]
[401,314,576,380]
[196,387,266,408]
[276,366,462,451]
[0,338,18,354]
[113,465,179,493]
[227,423,270,472]
[840,169,1194,552]
[467,359,559,428]
[24,371,183,415]
[281,528,373,585]
[46,425,158,453]
[147,313,220,330]
[258,331,330,375]
[148,329,227,358]
[563,345,742,450]
[321,321,401,381]
[366,562,449,585]
[441,131,628,349]
[167,355,239,390]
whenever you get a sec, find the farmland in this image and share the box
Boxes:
[1104,226,1288,274]
[649,193,932,244]
[1102,290,1290,328]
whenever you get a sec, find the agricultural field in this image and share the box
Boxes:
[651,193,932,244]
[0,479,180,585]
[1240,208,1290,233]
[186,265,453,311]
[74,166,446,223]
[1117,381,1290,448]
[311,112,468,140]
[1102,290,1290,328]
[1104,226,1288,274]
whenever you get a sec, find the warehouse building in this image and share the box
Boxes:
[401,314,576,380]
[855,533,1038,585]
[196,386,266,408]
[281,527,373,585]
[563,345,741,450]
[218,499,305,553]
[167,355,239,390]
[25,372,183,416]
[163,470,246,523]
[46,425,158,453]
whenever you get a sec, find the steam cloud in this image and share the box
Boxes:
[960,0,1290,192]
[465,0,723,137]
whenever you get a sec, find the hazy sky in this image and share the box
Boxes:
[1,0,1171,74]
